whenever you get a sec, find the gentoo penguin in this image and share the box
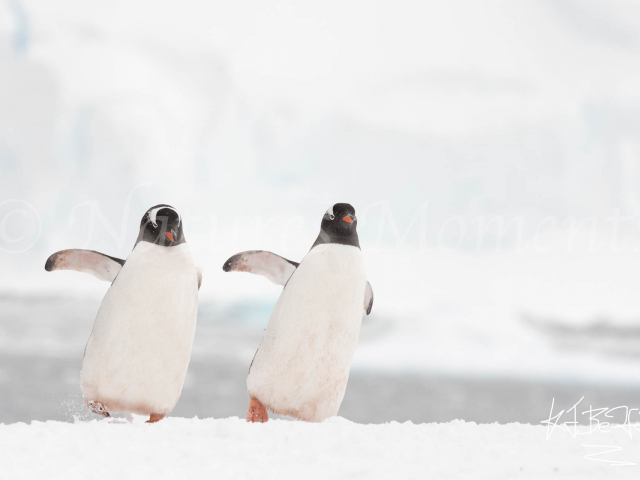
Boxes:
[45,205,201,423]
[222,203,373,423]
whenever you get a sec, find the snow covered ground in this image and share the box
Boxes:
[2,417,639,479]
[3,2,640,475]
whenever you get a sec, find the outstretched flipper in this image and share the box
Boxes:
[45,249,125,282]
[222,250,299,286]
[46,249,203,290]
[223,250,373,314]
[364,281,374,315]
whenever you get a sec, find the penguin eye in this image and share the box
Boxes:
[329,214,335,220]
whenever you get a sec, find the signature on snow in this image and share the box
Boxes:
[542,397,638,467]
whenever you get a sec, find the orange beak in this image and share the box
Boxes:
[342,216,352,223]
[165,232,175,242]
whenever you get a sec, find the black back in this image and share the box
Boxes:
[135,204,186,248]
[311,203,360,250]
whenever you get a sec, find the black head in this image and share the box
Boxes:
[135,204,186,247]
[311,203,360,249]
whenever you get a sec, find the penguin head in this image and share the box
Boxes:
[138,204,185,247]
[320,203,357,238]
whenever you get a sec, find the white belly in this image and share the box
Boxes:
[81,242,198,415]
[247,243,367,422]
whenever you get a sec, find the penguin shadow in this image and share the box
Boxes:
[106,419,129,425]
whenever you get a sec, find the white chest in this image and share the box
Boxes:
[247,243,367,421]
[81,242,198,415]
[282,243,366,321]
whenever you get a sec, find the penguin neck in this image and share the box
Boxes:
[310,229,360,250]
[127,241,194,271]
[134,230,186,248]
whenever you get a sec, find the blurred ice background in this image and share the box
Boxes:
[2,0,640,424]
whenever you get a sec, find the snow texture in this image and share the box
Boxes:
[1,417,638,479]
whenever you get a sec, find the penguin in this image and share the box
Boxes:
[222,203,373,423]
[45,204,201,423]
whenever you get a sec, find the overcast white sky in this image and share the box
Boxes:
[2,0,640,294]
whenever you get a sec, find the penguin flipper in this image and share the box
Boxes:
[364,281,374,315]
[222,250,299,286]
[44,249,125,282]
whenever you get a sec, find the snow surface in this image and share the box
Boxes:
[1,417,638,479]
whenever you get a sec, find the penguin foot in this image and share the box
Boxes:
[247,397,269,423]
[87,400,111,418]
[146,413,165,423]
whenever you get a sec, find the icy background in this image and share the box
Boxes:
[2,0,640,424]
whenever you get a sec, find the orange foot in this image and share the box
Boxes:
[146,413,165,423]
[87,400,111,418]
[247,397,269,423]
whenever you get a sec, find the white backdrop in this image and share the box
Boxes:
[2,0,640,382]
